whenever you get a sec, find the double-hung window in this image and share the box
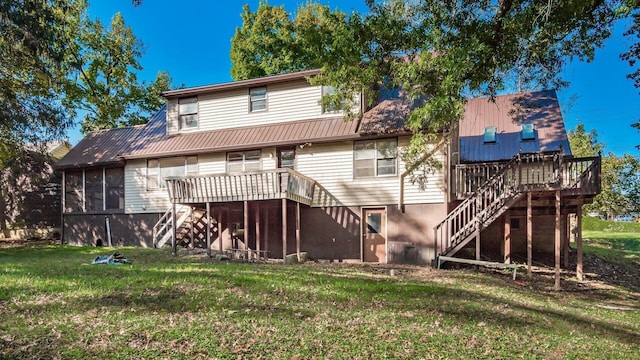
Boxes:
[227,150,261,172]
[147,156,198,190]
[179,97,198,130]
[249,87,267,112]
[321,85,345,113]
[278,148,295,170]
[354,139,397,178]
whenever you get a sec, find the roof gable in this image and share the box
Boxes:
[459,90,571,162]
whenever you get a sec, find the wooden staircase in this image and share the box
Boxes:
[153,206,213,248]
[435,151,601,264]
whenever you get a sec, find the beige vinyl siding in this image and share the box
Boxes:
[167,80,350,135]
[296,138,444,207]
[166,99,179,135]
[397,137,446,204]
[125,159,171,214]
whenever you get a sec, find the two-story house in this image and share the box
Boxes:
[56,69,600,278]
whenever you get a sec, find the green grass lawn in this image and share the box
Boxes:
[1,244,639,359]
[583,216,640,273]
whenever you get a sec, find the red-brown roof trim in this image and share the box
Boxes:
[162,69,321,99]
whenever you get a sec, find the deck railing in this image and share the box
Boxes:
[454,154,601,199]
[165,168,317,206]
[437,152,601,261]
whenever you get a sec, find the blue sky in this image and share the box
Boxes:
[76,0,640,158]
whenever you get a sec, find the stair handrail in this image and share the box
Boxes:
[153,205,189,247]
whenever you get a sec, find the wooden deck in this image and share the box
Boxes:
[165,168,317,206]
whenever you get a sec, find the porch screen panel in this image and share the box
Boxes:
[105,168,124,210]
[84,169,103,211]
[64,171,83,213]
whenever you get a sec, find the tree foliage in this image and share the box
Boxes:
[1,2,171,166]
[230,0,632,166]
[568,124,640,217]
[620,1,640,145]
[67,12,171,132]
[0,0,85,167]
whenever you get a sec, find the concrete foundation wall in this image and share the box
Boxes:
[63,213,160,247]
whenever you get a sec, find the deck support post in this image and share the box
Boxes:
[217,207,223,253]
[296,202,301,261]
[255,203,261,259]
[171,203,177,255]
[563,213,569,269]
[527,192,532,278]
[504,212,511,264]
[244,200,249,258]
[282,198,287,261]
[555,190,561,291]
[576,204,584,281]
[206,202,211,257]
[265,207,270,258]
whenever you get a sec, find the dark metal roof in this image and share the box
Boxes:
[459,90,571,162]
[124,111,359,159]
[359,89,414,136]
[162,69,321,99]
[55,125,145,169]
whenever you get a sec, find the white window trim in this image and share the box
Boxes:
[353,138,398,179]
[147,156,198,191]
[227,150,262,173]
[249,87,268,113]
[178,97,199,131]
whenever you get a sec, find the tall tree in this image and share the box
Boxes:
[0,0,85,167]
[67,12,171,132]
[568,124,640,217]
[231,1,631,166]
[230,3,299,80]
[620,1,640,146]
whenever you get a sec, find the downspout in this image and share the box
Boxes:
[398,137,447,211]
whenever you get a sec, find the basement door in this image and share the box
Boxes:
[362,208,387,263]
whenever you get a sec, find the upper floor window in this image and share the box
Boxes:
[484,126,497,143]
[354,138,397,178]
[227,150,261,172]
[322,85,345,113]
[179,97,198,130]
[147,156,198,190]
[249,87,267,112]
[278,148,296,170]
[521,123,535,140]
